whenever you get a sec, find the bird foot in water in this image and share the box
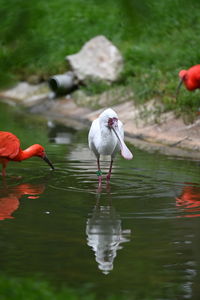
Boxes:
[97,175,102,193]
[106,173,111,182]
[96,170,102,177]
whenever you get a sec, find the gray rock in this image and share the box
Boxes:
[66,35,123,83]
[0,82,50,102]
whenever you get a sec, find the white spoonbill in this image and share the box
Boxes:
[88,108,133,187]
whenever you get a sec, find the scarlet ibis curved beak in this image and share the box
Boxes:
[43,155,55,170]
[111,124,133,160]
[176,78,184,99]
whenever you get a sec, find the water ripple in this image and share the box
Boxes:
[44,153,200,219]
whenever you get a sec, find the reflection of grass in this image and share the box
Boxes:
[0,275,134,300]
[0,275,93,300]
[1,0,200,112]
[0,273,183,300]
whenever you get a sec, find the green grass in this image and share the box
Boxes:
[1,0,200,112]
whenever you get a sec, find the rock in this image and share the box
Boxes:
[24,94,50,107]
[0,82,50,104]
[66,35,123,83]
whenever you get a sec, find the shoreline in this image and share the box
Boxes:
[1,82,200,160]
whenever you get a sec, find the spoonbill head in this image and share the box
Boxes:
[88,108,133,187]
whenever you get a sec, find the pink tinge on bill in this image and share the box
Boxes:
[112,125,133,160]
[120,141,133,160]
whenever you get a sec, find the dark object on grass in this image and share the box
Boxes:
[48,71,78,96]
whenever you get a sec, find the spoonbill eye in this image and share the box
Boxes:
[108,117,118,127]
[108,118,113,127]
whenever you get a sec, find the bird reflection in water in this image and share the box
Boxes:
[0,182,45,220]
[176,183,200,218]
[86,198,131,275]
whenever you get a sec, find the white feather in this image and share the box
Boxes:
[88,108,126,159]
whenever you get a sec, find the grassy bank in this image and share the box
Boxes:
[1,0,200,112]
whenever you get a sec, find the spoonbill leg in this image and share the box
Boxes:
[106,159,113,183]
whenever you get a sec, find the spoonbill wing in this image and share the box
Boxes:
[88,119,100,157]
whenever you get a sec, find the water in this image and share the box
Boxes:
[0,102,200,299]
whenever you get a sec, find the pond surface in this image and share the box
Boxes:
[0,101,200,299]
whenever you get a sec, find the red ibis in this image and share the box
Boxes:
[0,131,54,176]
[177,64,200,98]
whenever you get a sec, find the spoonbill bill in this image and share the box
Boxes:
[176,64,200,98]
[88,108,133,187]
[0,131,54,176]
